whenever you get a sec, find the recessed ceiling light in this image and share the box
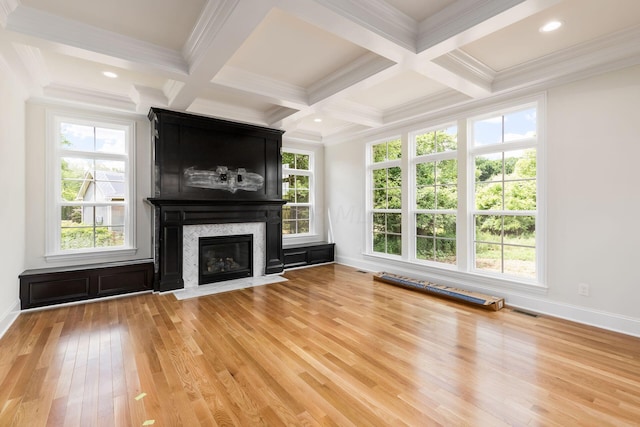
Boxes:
[313,118,322,123]
[102,71,118,78]
[540,20,563,33]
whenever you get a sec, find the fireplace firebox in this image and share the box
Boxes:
[199,234,253,285]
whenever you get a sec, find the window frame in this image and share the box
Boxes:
[282,148,315,238]
[364,96,546,289]
[45,109,137,261]
[366,136,403,258]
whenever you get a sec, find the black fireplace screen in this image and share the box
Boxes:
[199,234,253,285]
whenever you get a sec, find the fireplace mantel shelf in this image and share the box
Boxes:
[146,198,287,207]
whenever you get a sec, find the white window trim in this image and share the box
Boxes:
[364,95,546,290]
[365,136,403,260]
[282,148,315,238]
[45,109,137,261]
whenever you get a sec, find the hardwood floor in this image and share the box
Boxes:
[1,264,639,426]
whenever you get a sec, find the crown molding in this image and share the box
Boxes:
[308,52,396,105]
[311,0,417,52]
[493,24,640,93]
[265,105,298,126]
[5,5,188,75]
[43,82,137,112]
[12,42,49,92]
[213,66,309,110]
[182,0,240,69]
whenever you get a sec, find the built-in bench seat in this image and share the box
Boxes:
[283,242,335,269]
[19,259,153,309]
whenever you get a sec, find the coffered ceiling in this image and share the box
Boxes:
[1,0,639,143]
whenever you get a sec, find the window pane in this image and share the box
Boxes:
[436,126,457,152]
[416,214,434,237]
[295,175,309,189]
[295,154,310,170]
[436,239,456,264]
[388,166,401,187]
[475,182,503,210]
[416,163,435,186]
[60,123,95,151]
[504,108,536,142]
[61,227,95,250]
[475,243,501,273]
[436,185,457,209]
[504,246,536,278]
[435,214,456,238]
[387,234,401,255]
[416,236,434,260]
[373,233,386,252]
[416,186,435,210]
[284,189,295,202]
[372,143,387,163]
[297,206,310,219]
[282,152,295,168]
[282,220,293,234]
[436,160,457,185]
[475,153,503,183]
[474,116,502,146]
[504,181,536,210]
[387,213,402,234]
[282,206,291,220]
[503,216,535,245]
[298,220,310,233]
[416,131,435,156]
[475,215,502,243]
[388,188,402,209]
[95,226,124,248]
[297,190,309,203]
[95,127,126,154]
[373,213,386,232]
[373,169,387,188]
[373,189,387,209]
[387,139,402,161]
[61,205,84,223]
[61,178,83,202]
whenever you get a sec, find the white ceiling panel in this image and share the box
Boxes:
[226,8,370,88]
[461,0,640,72]
[384,0,458,23]
[21,0,206,50]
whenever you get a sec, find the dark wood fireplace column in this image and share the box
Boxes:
[146,198,286,292]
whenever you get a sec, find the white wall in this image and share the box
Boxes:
[0,58,27,336]
[24,102,154,269]
[326,65,640,337]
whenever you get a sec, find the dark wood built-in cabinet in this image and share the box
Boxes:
[283,242,335,269]
[19,260,153,309]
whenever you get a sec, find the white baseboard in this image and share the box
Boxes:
[336,255,640,338]
[0,300,20,340]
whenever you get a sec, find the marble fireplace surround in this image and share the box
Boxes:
[183,222,265,289]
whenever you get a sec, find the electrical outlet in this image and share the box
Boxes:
[578,283,590,297]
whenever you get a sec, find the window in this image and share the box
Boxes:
[282,150,313,235]
[369,138,402,256]
[412,125,458,265]
[365,99,543,286]
[471,106,538,279]
[47,112,135,258]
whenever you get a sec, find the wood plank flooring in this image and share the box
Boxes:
[1,264,639,426]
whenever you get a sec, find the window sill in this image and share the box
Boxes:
[45,247,138,263]
[362,252,547,295]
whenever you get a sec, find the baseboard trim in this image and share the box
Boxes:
[0,300,20,340]
[336,255,640,338]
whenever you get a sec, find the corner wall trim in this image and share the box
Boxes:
[0,300,20,339]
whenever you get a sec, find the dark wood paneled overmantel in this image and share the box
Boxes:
[146,108,286,292]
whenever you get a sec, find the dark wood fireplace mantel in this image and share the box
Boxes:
[146,198,286,292]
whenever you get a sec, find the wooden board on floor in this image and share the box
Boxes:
[374,271,504,311]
